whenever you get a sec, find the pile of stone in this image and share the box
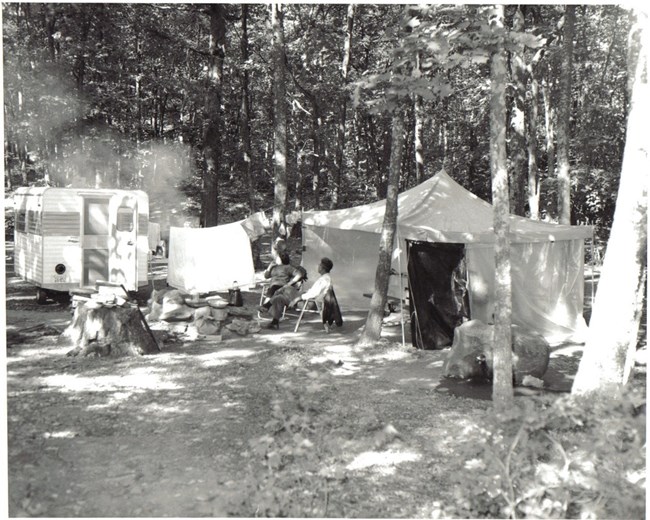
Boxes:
[146,288,261,340]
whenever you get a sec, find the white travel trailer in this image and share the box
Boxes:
[13,187,149,302]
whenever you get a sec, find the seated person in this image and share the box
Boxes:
[260,251,304,309]
[264,257,334,330]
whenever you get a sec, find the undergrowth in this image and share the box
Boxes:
[234,366,346,517]
[439,387,646,519]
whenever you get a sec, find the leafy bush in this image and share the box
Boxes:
[235,368,347,517]
[441,388,646,519]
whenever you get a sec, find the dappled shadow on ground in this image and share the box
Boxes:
[7,251,635,518]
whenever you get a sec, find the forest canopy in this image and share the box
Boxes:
[3,3,630,249]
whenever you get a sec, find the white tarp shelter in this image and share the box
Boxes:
[301,169,593,346]
[167,222,256,293]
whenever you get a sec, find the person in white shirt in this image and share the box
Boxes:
[265,257,334,330]
[295,257,333,305]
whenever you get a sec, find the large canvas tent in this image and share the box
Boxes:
[301,170,593,348]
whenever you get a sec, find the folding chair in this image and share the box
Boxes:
[258,278,306,320]
[293,298,322,333]
[257,282,283,320]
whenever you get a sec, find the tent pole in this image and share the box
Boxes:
[589,233,596,306]
[396,230,406,348]
[405,241,424,349]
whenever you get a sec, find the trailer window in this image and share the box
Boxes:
[84,199,109,235]
[116,206,134,232]
[16,209,27,233]
[27,209,41,234]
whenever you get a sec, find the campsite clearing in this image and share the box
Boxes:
[4,243,645,517]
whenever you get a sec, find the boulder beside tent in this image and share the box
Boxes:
[301,169,594,349]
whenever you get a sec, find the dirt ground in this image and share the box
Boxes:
[3,242,640,518]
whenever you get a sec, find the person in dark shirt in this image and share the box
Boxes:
[260,251,303,309]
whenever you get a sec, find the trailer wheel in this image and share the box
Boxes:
[36,288,49,305]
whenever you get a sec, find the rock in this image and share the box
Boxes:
[159,289,194,321]
[443,320,550,383]
[226,318,259,336]
[442,320,492,380]
[194,316,222,336]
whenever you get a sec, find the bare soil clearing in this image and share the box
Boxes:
[5,243,594,518]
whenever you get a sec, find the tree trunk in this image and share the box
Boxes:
[271,3,288,240]
[541,77,556,216]
[202,4,226,228]
[572,10,648,398]
[526,76,541,220]
[556,5,575,225]
[377,117,392,198]
[489,5,514,410]
[331,3,354,209]
[357,106,405,347]
[240,5,255,214]
[509,6,528,217]
[60,303,159,357]
[311,101,322,209]
[413,52,425,185]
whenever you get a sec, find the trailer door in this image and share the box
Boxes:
[82,196,111,287]
[111,193,139,290]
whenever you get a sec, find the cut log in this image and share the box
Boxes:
[59,302,160,357]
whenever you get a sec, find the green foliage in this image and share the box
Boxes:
[2,3,629,231]
[440,389,646,519]
[235,366,346,517]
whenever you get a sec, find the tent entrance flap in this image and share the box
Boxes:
[407,241,469,350]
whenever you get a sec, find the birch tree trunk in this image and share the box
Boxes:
[556,5,575,225]
[271,3,288,240]
[413,51,424,185]
[489,5,514,410]
[526,76,541,220]
[358,106,404,347]
[572,10,648,397]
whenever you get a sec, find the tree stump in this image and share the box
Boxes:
[59,302,160,357]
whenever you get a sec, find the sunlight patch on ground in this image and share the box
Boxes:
[309,344,363,375]
[362,349,412,363]
[86,391,133,409]
[194,348,259,367]
[346,449,421,475]
[7,345,70,363]
[330,363,362,376]
[139,402,191,415]
[42,367,182,392]
[43,430,78,439]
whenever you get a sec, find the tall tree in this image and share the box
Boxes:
[413,51,425,185]
[331,3,355,209]
[572,9,648,397]
[489,5,514,410]
[509,6,528,217]
[271,3,288,241]
[556,5,575,225]
[202,4,226,227]
[240,4,255,214]
[357,104,405,346]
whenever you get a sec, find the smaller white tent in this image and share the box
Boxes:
[167,223,256,293]
[301,170,593,346]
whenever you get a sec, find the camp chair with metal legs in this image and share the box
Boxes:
[293,298,322,333]
[258,279,306,320]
